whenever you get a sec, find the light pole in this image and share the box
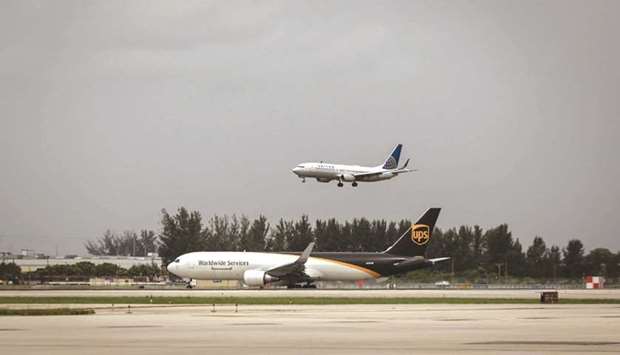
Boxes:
[496,263,503,281]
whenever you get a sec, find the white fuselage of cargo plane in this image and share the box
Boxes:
[167,252,380,283]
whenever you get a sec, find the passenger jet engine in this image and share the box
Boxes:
[340,173,356,182]
[243,269,278,287]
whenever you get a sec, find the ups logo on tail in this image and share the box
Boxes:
[411,224,430,245]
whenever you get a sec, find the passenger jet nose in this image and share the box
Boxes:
[292,165,304,175]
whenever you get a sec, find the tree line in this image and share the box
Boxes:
[427,225,618,281]
[85,230,157,256]
[84,207,620,281]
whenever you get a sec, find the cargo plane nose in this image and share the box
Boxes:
[167,258,180,276]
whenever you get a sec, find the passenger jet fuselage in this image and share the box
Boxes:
[291,144,413,187]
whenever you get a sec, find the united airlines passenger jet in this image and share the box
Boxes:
[291,144,413,187]
[167,208,448,288]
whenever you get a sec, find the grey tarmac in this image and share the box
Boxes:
[1,303,620,354]
[2,288,620,299]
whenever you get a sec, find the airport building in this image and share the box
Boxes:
[4,255,162,273]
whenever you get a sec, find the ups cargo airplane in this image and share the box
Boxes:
[291,144,414,187]
[167,208,448,288]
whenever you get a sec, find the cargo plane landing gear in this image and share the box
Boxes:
[352,181,358,187]
[287,283,317,289]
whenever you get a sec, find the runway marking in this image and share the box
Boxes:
[467,341,620,346]
[521,317,556,320]
[99,325,162,329]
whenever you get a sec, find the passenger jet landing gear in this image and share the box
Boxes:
[301,177,306,183]
[352,181,358,187]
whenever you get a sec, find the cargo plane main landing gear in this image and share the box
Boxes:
[287,283,317,289]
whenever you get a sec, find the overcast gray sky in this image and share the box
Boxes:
[1,0,619,255]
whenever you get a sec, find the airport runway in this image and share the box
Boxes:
[1,304,619,354]
[1,288,620,299]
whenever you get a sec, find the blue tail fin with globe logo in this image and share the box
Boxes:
[382,144,402,170]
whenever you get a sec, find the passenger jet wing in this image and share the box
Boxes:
[266,242,315,278]
[351,158,415,178]
[352,168,413,178]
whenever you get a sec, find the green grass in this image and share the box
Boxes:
[0,296,619,305]
[0,308,95,316]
